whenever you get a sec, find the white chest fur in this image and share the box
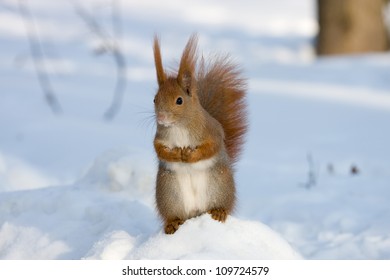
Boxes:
[164,126,191,149]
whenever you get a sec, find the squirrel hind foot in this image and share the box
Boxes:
[208,208,228,222]
[164,218,184,234]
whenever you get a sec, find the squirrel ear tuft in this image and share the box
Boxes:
[153,35,166,87]
[180,70,193,96]
[177,34,198,96]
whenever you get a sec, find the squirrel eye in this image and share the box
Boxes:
[153,97,156,104]
[176,97,183,105]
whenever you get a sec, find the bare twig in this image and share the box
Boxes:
[18,0,62,114]
[300,153,318,189]
[75,1,127,121]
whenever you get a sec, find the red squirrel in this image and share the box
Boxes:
[152,34,248,234]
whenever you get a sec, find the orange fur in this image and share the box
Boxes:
[197,55,248,164]
[181,138,220,163]
[154,139,182,162]
[177,35,198,93]
[153,35,166,87]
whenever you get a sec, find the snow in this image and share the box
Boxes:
[0,152,60,191]
[85,215,301,260]
[0,150,300,259]
[1,0,390,260]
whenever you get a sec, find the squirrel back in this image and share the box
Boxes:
[154,34,248,164]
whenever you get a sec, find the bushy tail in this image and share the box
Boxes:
[197,55,248,164]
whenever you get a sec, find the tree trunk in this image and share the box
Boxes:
[316,0,389,55]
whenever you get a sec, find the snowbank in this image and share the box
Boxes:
[0,152,59,192]
[87,215,301,260]
[0,151,301,260]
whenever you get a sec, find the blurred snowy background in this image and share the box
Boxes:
[1,0,390,259]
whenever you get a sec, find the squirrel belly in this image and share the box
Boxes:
[156,151,235,231]
[164,157,217,218]
[156,124,234,221]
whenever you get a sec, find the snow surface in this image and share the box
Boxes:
[1,0,390,259]
[0,151,301,259]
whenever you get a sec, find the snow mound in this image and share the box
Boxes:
[127,215,301,260]
[86,214,302,260]
[0,152,59,192]
[0,222,71,259]
[0,150,301,259]
[79,149,156,208]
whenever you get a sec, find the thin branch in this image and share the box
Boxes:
[104,47,127,120]
[18,0,62,114]
[75,2,127,121]
[300,153,318,189]
[105,0,126,120]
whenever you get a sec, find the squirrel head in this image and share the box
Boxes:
[153,35,201,127]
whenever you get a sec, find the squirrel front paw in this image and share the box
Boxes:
[168,147,183,161]
[181,147,192,162]
[159,146,182,162]
[155,140,183,162]
[181,147,198,163]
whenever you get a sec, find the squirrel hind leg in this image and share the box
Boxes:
[207,208,229,223]
[164,218,185,234]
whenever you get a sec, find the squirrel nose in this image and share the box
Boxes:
[157,112,168,123]
[157,112,173,126]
